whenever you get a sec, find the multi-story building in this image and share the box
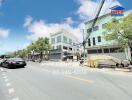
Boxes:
[49,29,80,61]
[85,13,132,60]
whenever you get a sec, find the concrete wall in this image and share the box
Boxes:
[87,52,126,61]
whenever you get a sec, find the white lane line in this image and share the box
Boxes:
[4,79,9,82]
[12,97,19,100]
[6,83,11,87]
[2,73,6,76]
[8,88,15,94]
[3,76,7,79]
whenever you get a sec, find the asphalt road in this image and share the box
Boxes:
[0,62,132,100]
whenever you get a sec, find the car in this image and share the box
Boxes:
[1,58,26,69]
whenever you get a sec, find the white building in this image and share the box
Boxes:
[49,29,80,61]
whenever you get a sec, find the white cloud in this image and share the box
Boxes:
[23,16,33,27]
[24,16,84,42]
[77,0,121,20]
[0,28,10,38]
[24,0,123,43]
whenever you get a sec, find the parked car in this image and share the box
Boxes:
[1,58,26,69]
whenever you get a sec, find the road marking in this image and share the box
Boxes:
[3,76,7,79]
[2,73,6,76]
[6,83,11,87]
[12,97,19,100]
[65,75,93,83]
[8,88,15,94]
[4,79,9,82]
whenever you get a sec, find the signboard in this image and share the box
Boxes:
[110,5,124,16]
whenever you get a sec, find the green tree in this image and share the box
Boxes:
[104,13,132,46]
[104,13,132,60]
[35,37,51,62]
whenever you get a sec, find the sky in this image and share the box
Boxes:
[0,0,132,54]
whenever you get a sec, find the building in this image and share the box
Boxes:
[85,13,132,61]
[49,29,80,61]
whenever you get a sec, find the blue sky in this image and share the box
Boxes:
[0,0,132,54]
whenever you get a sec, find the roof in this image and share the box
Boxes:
[110,5,124,10]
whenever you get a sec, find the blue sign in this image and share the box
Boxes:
[110,5,124,16]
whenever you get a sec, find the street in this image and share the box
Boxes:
[0,62,132,100]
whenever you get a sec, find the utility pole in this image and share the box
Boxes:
[83,0,106,60]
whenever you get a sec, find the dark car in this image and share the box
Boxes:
[1,58,26,69]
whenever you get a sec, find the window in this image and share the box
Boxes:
[87,50,97,54]
[93,37,96,45]
[52,46,55,49]
[51,38,55,44]
[98,36,101,42]
[63,46,68,50]
[88,38,91,46]
[102,23,107,29]
[69,48,72,51]
[93,26,99,31]
[104,48,109,53]
[69,39,72,44]
[87,28,92,33]
[57,36,61,43]
[63,36,67,43]
[98,49,102,53]
[56,45,61,49]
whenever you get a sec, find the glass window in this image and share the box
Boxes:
[98,36,101,42]
[57,36,61,43]
[51,38,55,44]
[87,28,92,33]
[88,38,91,46]
[63,36,67,43]
[87,50,97,54]
[104,48,109,53]
[63,46,68,50]
[98,49,102,53]
[93,26,99,31]
[93,37,96,45]
[56,45,61,49]
[69,48,72,51]
[69,39,72,44]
